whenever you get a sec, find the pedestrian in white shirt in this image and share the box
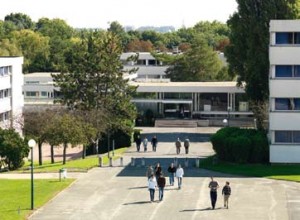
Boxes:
[175,164,184,189]
[148,174,157,202]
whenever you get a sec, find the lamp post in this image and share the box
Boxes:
[222,118,228,127]
[227,106,231,127]
[28,139,36,210]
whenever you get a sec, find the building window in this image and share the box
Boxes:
[275,98,300,110]
[276,32,300,44]
[25,81,40,84]
[0,111,10,122]
[275,65,300,78]
[41,91,48,97]
[275,131,300,143]
[0,66,11,77]
[26,91,38,97]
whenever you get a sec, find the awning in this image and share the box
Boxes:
[131,99,192,104]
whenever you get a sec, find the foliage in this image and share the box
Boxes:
[210,127,269,163]
[225,0,300,129]
[165,35,223,81]
[0,179,73,220]
[4,13,35,30]
[0,128,29,170]
[53,30,137,137]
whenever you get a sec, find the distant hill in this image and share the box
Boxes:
[124,26,176,33]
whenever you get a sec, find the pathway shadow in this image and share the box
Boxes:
[123,201,152,205]
[128,186,148,190]
[180,207,223,212]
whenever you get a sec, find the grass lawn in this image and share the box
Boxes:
[201,156,300,182]
[18,147,128,173]
[0,179,74,220]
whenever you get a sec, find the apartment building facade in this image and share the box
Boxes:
[0,57,24,134]
[269,20,300,163]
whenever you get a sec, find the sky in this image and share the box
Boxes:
[1,0,238,29]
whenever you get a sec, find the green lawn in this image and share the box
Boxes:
[19,148,127,173]
[0,179,74,220]
[201,156,300,182]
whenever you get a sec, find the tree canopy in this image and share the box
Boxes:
[225,0,300,129]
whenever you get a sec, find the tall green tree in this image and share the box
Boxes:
[53,31,137,152]
[225,0,300,129]
[165,35,223,81]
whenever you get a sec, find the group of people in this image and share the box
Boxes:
[209,177,232,209]
[175,138,190,154]
[146,162,184,202]
[135,135,158,152]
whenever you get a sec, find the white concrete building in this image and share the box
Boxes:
[0,57,24,134]
[269,20,300,163]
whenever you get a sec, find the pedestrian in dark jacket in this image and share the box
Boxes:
[208,176,219,209]
[151,136,158,152]
[175,138,181,154]
[222,181,231,209]
[167,163,176,186]
[135,135,142,152]
[184,138,190,154]
[157,173,166,201]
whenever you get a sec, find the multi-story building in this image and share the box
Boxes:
[0,57,24,134]
[269,20,300,163]
[23,52,253,126]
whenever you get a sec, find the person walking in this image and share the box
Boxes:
[143,137,148,152]
[175,164,184,189]
[148,174,157,202]
[146,165,154,180]
[222,181,231,209]
[151,136,158,152]
[209,177,219,209]
[167,163,176,186]
[157,173,166,201]
[135,135,142,152]
[154,162,162,180]
[175,138,181,154]
[184,138,190,154]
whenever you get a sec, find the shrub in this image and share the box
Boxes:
[210,127,269,164]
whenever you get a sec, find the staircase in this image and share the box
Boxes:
[155,119,198,128]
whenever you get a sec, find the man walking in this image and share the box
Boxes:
[135,135,141,152]
[157,173,166,201]
[184,138,190,154]
[143,137,148,152]
[175,164,184,189]
[175,138,181,154]
[209,177,219,209]
[148,174,157,202]
[151,136,158,152]
[167,163,176,186]
[222,181,231,209]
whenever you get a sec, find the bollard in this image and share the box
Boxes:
[131,157,135,166]
[120,157,123,166]
[141,157,145,167]
[98,156,103,167]
[184,158,189,168]
[109,157,113,167]
[59,168,67,181]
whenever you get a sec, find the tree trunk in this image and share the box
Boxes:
[82,145,86,159]
[63,143,67,165]
[38,141,43,165]
[250,100,268,131]
[50,145,54,164]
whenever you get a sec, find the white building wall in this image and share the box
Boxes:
[269,20,300,163]
[0,57,24,134]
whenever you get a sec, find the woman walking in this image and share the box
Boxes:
[148,174,157,202]
[175,164,184,189]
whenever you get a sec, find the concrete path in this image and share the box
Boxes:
[20,127,300,219]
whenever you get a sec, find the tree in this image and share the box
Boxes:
[50,113,86,164]
[165,35,223,82]
[225,0,300,129]
[126,39,153,52]
[23,110,57,165]
[4,13,35,30]
[10,29,50,73]
[53,30,137,153]
[0,128,29,170]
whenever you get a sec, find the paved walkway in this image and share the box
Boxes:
[4,127,300,220]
